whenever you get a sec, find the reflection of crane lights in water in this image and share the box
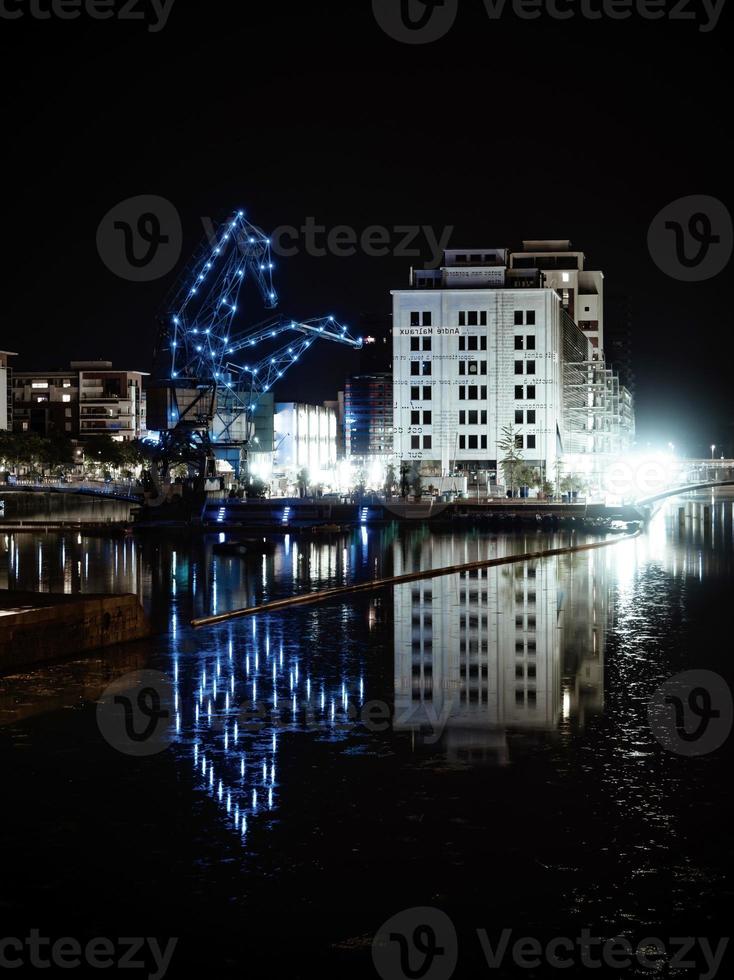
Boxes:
[179,637,367,844]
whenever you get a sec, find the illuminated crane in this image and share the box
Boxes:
[145,211,361,501]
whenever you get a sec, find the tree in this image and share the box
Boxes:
[498,424,523,496]
[296,468,310,498]
[383,463,397,499]
[560,474,587,497]
[247,477,268,498]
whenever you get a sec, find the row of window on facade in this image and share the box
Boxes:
[408,383,538,401]
[408,310,537,327]
[455,433,536,450]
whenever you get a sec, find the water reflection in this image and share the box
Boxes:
[3,495,734,851]
[392,544,608,763]
[169,613,368,842]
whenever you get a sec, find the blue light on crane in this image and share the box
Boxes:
[159,209,363,448]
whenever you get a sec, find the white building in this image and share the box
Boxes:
[0,351,15,431]
[392,248,591,483]
[509,240,604,356]
[274,402,337,479]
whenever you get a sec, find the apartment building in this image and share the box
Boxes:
[13,361,147,440]
[0,351,15,431]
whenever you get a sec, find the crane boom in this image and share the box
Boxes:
[147,210,362,491]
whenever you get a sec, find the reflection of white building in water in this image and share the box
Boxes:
[392,536,607,762]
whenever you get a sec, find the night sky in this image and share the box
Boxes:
[2,0,731,456]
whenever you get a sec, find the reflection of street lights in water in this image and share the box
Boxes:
[711,444,716,460]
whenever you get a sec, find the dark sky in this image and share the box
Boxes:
[1,0,732,456]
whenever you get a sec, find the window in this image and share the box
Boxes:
[468,410,478,425]
[459,336,466,351]
[468,361,478,375]
[411,386,420,400]
[515,386,524,399]
[481,435,487,449]
[32,381,49,389]
[468,336,478,351]
[514,311,523,325]
[411,362,419,376]
[480,311,488,326]
[424,312,432,326]
[459,361,466,376]
[459,435,466,449]
[515,409,523,424]
[526,311,536,325]
[562,272,570,283]
[62,394,71,403]
[459,312,466,326]
[422,362,431,376]
[527,410,536,424]
[411,411,420,424]
[481,410,487,424]
[527,385,536,399]
[526,335,536,350]
[527,435,536,449]
[515,435,524,449]
[411,435,420,449]
[423,436,432,449]
[468,386,478,400]
[468,311,478,326]
[515,337,523,350]
[423,386,431,400]
[468,435,478,449]
[459,387,466,401]
[459,410,466,425]
[514,361,523,374]
[480,385,487,399]
[410,312,420,326]
[480,362,487,375]
[411,337,420,351]
[423,411,432,425]
[527,361,536,375]
[423,338,432,351]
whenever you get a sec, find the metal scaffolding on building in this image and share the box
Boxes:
[563,359,635,456]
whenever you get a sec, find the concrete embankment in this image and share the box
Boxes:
[0,591,151,674]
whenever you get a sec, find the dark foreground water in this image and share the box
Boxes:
[1,493,734,978]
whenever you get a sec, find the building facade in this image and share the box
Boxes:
[0,351,15,431]
[392,244,633,487]
[392,248,591,482]
[13,361,147,440]
[273,402,337,479]
[344,372,393,459]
